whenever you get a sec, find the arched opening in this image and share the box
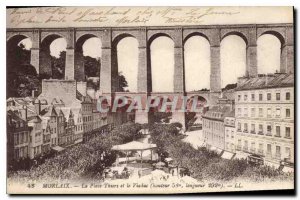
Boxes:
[221,35,246,89]
[7,35,39,98]
[149,35,174,93]
[75,35,102,90]
[184,35,210,91]
[113,36,138,92]
[111,34,138,93]
[149,96,172,123]
[257,34,282,74]
[113,96,136,125]
[40,35,67,79]
[186,96,207,130]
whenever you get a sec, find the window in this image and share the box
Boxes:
[244,140,248,151]
[267,125,272,136]
[286,109,291,118]
[14,149,19,159]
[267,144,272,155]
[14,134,18,145]
[251,142,255,152]
[251,94,255,101]
[244,123,248,132]
[251,108,255,117]
[267,108,272,118]
[267,93,271,101]
[237,122,241,131]
[258,124,263,134]
[258,143,264,154]
[275,126,281,137]
[285,147,291,159]
[251,124,255,133]
[237,108,241,117]
[286,92,290,100]
[259,94,263,101]
[276,93,280,101]
[244,108,248,117]
[238,95,241,101]
[285,127,291,138]
[276,146,281,158]
[276,108,281,117]
[259,108,263,117]
[237,139,242,150]
[244,95,248,101]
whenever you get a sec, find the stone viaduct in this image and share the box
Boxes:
[7,23,294,126]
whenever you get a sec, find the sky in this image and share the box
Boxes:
[20,33,281,92]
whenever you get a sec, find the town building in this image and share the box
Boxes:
[27,115,43,159]
[235,73,294,167]
[54,107,66,146]
[7,79,111,169]
[40,106,59,147]
[60,107,76,147]
[7,109,30,165]
[224,111,236,153]
[73,107,84,143]
[202,97,234,151]
[41,118,51,154]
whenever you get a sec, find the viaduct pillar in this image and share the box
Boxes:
[171,28,186,128]
[30,30,40,74]
[65,29,75,80]
[210,29,221,92]
[281,26,294,74]
[135,28,149,124]
[246,26,258,77]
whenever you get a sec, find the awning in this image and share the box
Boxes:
[221,151,234,160]
[165,157,173,162]
[216,148,223,155]
[51,146,65,152]
[234,152,250,160]
[210,146,217,151]
[282,166,294,173]
[74,139,83,144]
[264,160,280,169]
[112,141,157,151]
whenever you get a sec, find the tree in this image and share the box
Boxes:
[117,72,128,92]
[51,51,66,79]
[84,56,100,77]
[222,83,237,91]
[7,43,40,98]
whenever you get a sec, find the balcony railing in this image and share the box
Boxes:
[250,130,256,134]
[266,132,272,136]
[243,130,248,133]
[258,131,263,135]
[236,146,242,151]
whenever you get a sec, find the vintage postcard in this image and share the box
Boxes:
[6,6,294,194]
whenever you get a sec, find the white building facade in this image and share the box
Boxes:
[235,74,294,167]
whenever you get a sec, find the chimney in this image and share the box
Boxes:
[32,90,35,98]
[34,99,41,115]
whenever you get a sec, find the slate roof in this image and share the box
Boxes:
[60,107,72,121]
[203,105,232,121]
[236,73,294,91]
